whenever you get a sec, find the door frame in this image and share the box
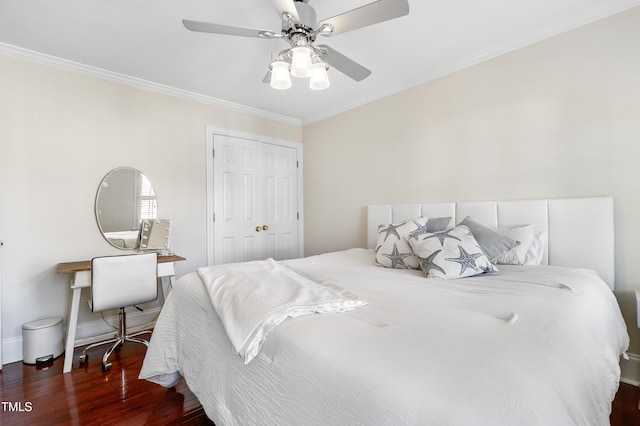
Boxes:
[205,125,304,266]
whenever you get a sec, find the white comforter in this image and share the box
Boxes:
[140,248,629,426]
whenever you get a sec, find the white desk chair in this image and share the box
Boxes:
[79,253,158,372]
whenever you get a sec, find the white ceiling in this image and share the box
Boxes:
[1,0,638,125]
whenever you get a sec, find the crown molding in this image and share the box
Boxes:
[0,42,302,128]
[300,1,640,125]
[2,0,638,128]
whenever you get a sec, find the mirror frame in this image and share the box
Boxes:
[94,167,158,250]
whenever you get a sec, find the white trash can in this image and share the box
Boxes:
[22,317,64,364]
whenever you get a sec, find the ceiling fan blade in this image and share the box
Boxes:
[272,0,300,24]
[317,0,409,37]
[318,45,371,82]
[263,71,272,84]
[182,19,274,38]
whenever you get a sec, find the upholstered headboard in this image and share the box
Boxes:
[367,197,615,289]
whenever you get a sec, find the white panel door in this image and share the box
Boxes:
[262,142,298,261]
[213,135,298,264]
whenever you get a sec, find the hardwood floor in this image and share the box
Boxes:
[1,340,639,425]
[611,381,640,426]
[0,341,213,425]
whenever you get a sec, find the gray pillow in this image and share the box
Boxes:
[426,217,452,233]
[458,216,520,262]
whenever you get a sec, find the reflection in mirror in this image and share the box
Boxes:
[140,219,172,252]
[95,167,158,250]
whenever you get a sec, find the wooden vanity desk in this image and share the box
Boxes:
[57,254,186,373]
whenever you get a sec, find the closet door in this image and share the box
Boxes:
[261,142,298,261]
[212,135,299,264]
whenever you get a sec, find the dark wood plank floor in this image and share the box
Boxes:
[0,341,214,425]
[611,380,640,426]
[1,340,639,425]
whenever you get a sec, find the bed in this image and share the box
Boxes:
[104,230,139,249]
[139,196,629,425]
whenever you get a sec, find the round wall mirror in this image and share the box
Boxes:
[95,167,158,249]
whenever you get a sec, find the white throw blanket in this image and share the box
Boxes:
[197,258,366,364]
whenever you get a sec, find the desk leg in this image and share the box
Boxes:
[157,277,165,304]
[63,287,82,373]
[158,275,175,304]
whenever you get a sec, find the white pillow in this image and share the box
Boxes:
[523,231,546,265]
[375,217,429,269]
[408,225,498,279]
[494,225,535,265]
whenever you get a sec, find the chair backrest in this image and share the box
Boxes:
[90,253,158,312]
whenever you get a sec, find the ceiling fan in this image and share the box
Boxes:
[182,0,410,90]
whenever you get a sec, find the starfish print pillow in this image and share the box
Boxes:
[375,217,430,269]
[408,225,498,279]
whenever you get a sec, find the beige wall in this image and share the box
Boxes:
[0,54,300,361]
[303,7,640,360]
[1,4,639,380]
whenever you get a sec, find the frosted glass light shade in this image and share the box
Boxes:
[290,46,312,78]
[310,62,330,90]
[270,61,292,90]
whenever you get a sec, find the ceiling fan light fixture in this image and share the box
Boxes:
[310,60,330,90]
[290,46,312,78]
[184,0,411,92]
[269,60,292,90]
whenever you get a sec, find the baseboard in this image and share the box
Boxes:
[1,335,24,366]
[1,307,161,365]
[621,352,640,386]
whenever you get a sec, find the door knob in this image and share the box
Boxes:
[255,226,262,232]
[262,225,269,231]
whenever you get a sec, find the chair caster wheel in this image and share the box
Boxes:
[102,361,112,372]
[79,353,88,364]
